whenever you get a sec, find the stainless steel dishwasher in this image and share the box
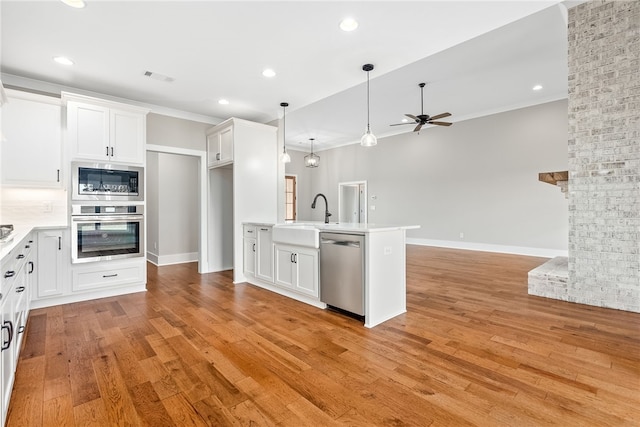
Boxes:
[320,232,365,316]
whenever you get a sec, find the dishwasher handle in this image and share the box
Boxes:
[321,239,360,248]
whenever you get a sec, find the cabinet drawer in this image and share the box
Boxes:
[72,263,144,292]
[243,225,256,238]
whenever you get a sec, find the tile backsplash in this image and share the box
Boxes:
[0,187,68,226]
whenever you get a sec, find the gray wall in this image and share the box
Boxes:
[567,0,639,312]
[147,112,210,151]
[146,151,199,264]
[146,113,208,264]
[146,151,160,259]
[288,100,569,253]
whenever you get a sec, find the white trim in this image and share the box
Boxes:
[1,73,222,124]
[406,237,568,258]
[146,144,209,273]
[147,251,159,265]
[149,252,199,266]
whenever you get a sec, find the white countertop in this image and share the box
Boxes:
[1,222,68,261]
[274,221,420,234]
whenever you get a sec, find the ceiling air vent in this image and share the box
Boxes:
[143,71,174,83]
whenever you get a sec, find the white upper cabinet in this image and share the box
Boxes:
[207,123,233,168]
[63,92,148,165]
[1,90,62,188]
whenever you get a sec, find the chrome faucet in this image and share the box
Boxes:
[311,193,332,224]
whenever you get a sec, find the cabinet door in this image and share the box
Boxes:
[294,249,319,298]
[36,230,65,299]
[206,132,220,167]
[1,94,62,187]
[110,108,145,164]
[207,125,233,168]
[68,101,110,161]
[0,287,15,424]
[218,126,234,165]
[274,246,295,290]
[243,238,256,276]
[256,227,273,282]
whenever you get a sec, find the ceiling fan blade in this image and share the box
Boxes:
[390,123,412,126]
[429,112,451,121]
[413,123,423,132]
[429,121,452,126]
[405,114,418,121]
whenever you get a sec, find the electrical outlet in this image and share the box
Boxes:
[371,205,376,211]
[384,246,392,255]
[154,242,158,250]
[42,201,52,213]
[459,232,464,239]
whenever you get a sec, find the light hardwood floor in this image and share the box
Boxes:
[7,246,640,426]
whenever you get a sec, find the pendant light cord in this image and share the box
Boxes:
[366,70,371,132]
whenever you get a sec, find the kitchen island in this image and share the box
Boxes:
[244,221,418,328]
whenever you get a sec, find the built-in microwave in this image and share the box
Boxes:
[71,162,143,202]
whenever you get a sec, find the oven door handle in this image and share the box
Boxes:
[72,215,143,222]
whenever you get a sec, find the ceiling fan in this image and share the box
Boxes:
[390,83,452,132]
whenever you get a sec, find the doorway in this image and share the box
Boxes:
[146,144,208,272]
[338,180,367,223]
[285,174,297,221]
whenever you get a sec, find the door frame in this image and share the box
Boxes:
[146,144,209,273]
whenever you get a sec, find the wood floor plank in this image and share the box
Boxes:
[43,394,75,427]
[7,246,640,426]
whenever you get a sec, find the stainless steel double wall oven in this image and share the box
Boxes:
[71,162,144,263]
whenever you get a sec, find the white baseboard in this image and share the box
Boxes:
[146,251,198,266]
[406,238,568,258]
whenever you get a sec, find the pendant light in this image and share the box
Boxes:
[360,63,377,147]
[304,138,320,168]
[279,102,291,163]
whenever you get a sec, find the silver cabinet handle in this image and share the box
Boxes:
[111,147,114,157]
[260,228,269,231]
[103,273,118,278]
[58,236,61,250]
[252,243,256,252]
[57,169,60,182]
[216,153,221,161]
[4,271,15,279]
[106,146,109,156]
[16,286,25,293]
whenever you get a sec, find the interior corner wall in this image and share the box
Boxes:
[157,153,199,264]
[146,151,160,264]
[289,100,569,255]
[567,0,639,312]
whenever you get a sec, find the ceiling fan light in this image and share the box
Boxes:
[360,130,377,147]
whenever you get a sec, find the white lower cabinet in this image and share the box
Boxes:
[274,244,319,298]
[243,225,273,282]
[1,232,36,426]
[71,259,145,293]
[256,226,273,282]
[36,229,68,299]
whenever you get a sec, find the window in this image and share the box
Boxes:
[285,175,297,221]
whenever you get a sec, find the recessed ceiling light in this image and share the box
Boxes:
[340,18,358,32]
[262,68,276,78]
[532,84,543,91]
[60,0,85,9]
[218,99,229,105]
[53,56,74,66]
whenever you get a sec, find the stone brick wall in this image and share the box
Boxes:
[568,0,639,312]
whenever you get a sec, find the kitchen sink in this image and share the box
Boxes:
[272,224,320,248]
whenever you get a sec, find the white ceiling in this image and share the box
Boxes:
[1,0,570,150]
